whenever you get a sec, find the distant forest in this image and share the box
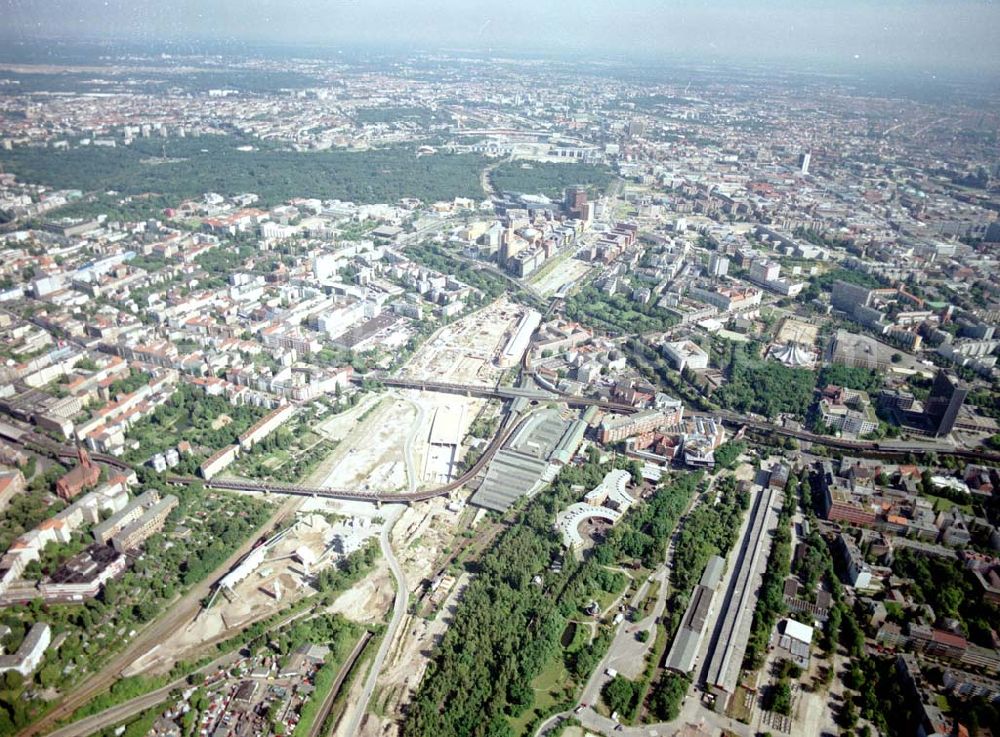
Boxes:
[353,106,451,126]
[0,69,321,95]
[491,161,615,199]
[3,135,487,206]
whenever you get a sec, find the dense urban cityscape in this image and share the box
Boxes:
[0,10,998,737]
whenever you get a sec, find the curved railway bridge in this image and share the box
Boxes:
[3,384,997,505]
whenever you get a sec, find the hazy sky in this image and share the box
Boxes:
[3,0,999,73]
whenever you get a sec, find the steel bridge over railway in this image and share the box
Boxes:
[0,392,521,504]
[351,375,640,414]
[4,381,998,506]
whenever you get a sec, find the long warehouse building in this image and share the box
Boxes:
[664,554,726,674]
[498,309,542,368]
[701,486,781,711]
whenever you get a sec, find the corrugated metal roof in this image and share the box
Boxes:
[700,555,726,589]
[664,626,701,674]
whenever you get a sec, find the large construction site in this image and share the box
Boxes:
[401,296,529,386]
[125,503,383,676]
[308,297,527,495]
[121,297,542,730]
[337,497,474,737]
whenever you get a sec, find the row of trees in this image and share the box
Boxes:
[669,474,746,597]
[743,475,797,669]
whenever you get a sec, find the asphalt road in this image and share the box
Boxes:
[340,504,408,736]
[282,383,425,737]
[340,398,421,734]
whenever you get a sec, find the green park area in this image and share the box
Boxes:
[714,342,815,419]
[4,135,487,208]
[402,454,733,736]
[120,382,270,473]
[491,161,614,199]
[564,284,679,336]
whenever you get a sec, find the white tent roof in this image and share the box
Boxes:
[784,618,814,644]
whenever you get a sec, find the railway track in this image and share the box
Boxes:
[4,388,996,510]
[0,404,524,503]
[306,631,374,737]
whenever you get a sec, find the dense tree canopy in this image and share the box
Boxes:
[4,135,487,206]
[565,285,679,336]
[405,461,698,736]
[816,365,883,393]
[715,343,815,418]
[892,548,998,647]
[491,162,614,200]
[647,672,690,721]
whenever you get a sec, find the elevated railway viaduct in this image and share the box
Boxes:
[2,382,996,505]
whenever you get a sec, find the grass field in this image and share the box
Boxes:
[594,572,631,614]
[508,655,574,736]
[924,493,972,514]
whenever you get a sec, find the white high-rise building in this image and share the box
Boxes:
[750,260,780,283]
[799,151,811,176]
[709,253,729,277]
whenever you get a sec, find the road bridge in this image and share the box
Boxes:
[6,390,998,510]
[352,375,640,414]
[358,377,1000,463]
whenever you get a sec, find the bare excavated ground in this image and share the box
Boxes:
[533,256,593,297]
[402,296,525,386]
[129,512,359,675]
[343,497,471,737]
[318,396,413,491]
